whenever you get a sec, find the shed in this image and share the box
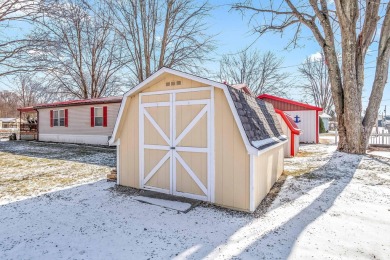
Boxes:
[18,96,122,145]
[274,109,301,157]
[110,67,287,212]
[319,113,332,132]
[258,94,323,143]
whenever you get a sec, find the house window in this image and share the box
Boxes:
[94,107,103,127]
[59,110,65,126]
[53,110,65,126]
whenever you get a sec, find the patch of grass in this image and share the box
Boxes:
[319,138,334,144]
[296,151,318,157]
[283,167,318,178]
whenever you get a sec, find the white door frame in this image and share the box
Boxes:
[139,87,214,201]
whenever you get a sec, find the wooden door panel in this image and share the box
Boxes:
[141,90,211,201]
[176,115,207,148]
[145,157,170,190]
[176,161,205,196]
[144,106,170,141]
[144,118,169,146]
[175,104,204,138]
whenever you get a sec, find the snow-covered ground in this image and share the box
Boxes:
[0,140,115,204]
[0,142,389,259]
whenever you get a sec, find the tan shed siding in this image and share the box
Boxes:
[141,94,170,103]
[253,145,284,209]
[38,103,120,136]
[176,90,211,101]
[118,77,208,189]
[214,88,250,211]
[118,95,139,188]
[143,75,208,93]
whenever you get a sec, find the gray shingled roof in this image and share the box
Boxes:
[227,86,287,150]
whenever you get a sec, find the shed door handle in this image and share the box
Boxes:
[171,147,175,150]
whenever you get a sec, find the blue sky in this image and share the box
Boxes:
[1,0,389,115]
[205,0,390,115]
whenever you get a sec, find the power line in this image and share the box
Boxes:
[278,57,377,70]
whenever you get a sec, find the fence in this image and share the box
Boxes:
[369,129,390,146]
[334,129,390,147]
[0,129,17,138]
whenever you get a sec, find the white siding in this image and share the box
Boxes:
[38,103,120,145]
[294,135,300,154]
[285,110,317,143]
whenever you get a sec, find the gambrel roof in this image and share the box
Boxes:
[228,87,287,150]
[110,67,286,155]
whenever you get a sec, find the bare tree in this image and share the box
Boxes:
[106,0,215,83]
[0,0,41,77]
[233,1,390,154]
[218,49,290,96]
[0,90,18,117]
[299,53,334,115]
[13,74,59,107]
[29,0,127,99]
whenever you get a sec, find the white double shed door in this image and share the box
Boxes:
[139,87,213,201]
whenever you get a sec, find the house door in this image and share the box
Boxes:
[140,90,211,201]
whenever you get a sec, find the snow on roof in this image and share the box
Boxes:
[320,113,332,119]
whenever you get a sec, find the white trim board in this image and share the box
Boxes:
[116,139,120,185]
[139,91,212,201]
[109,67,277,156]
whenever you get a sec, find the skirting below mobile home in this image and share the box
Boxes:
[39,134,110,145]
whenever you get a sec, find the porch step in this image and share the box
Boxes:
[107,169,117,181]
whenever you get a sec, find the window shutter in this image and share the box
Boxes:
[50,110,53,127]
[65,109,68,127]
[103,106,108,127]
[90,107,94,127]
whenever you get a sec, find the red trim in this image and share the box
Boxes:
[50,110,53,127]
[291,132,295,157]
[32,96,122,110]
[316,110,319,143]
[17,106,35,112]
[103,106,108,127]
[258,94,323,111]
[37,110,39,141]
[275,109,301,157]
[64,109,68,127]
[90,107,95,127]
[275,109,300,135]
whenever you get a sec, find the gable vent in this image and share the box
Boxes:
[176,81,182,85]
[166,82,170,86]
[171,81,176,86]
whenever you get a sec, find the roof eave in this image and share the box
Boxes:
[255,138,288,156]
[258,94,323,111]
